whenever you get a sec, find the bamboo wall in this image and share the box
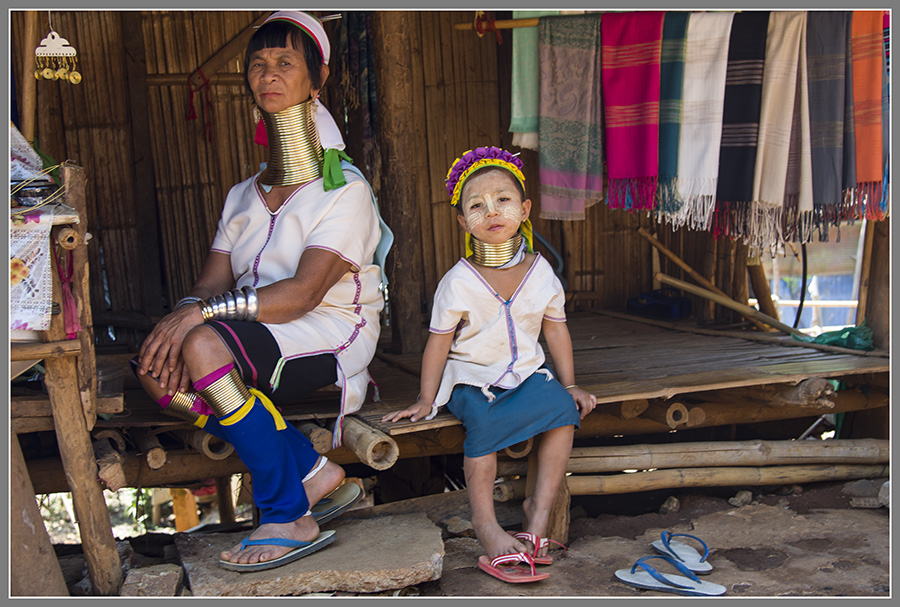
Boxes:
[11,10,793,350]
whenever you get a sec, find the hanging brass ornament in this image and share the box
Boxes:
[35,30,81,84]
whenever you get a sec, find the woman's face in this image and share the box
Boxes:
[247,46,325,113]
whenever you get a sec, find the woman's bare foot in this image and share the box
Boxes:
[473,520,528,561]
[220,515,320,565]
[304,458,345,506]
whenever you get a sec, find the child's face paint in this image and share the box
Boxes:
[456,169,531,244]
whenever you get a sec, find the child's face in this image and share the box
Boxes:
[457,169,531,244]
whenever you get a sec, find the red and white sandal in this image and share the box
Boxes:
[510,531,567,565]
[477,552,550,583]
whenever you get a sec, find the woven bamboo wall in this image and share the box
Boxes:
[11,9,749,349]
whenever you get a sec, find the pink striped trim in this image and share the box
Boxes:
[209,320,259,385]
[429,326,457,334]
[543,314,567,322]
[210,247,230,255]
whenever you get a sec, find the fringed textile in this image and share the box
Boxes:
[656,11,690,214]
[537,13,605,220]
[663,11,734,230]
[712,11,769,240]
[781,12,814,245]
[510,10,559,151]
[807,12,851,241]
[880,11,890,217]
[600,11,664,211]
[749,11,807,255]
[850,10,885,219]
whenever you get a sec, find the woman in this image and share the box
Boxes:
[136,11,392,572]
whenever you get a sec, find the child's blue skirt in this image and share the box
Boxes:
[446,370,581,458]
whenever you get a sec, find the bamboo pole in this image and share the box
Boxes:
[655,272,807,338]
[131,429,168,470]
[297,422,334,454]
[503,438,533,459]
[642,401,688,428]
[20,11,39,143]
[453,17,539,31]
[619,399,650,420]
[855,218,875,326]
[494,464,889,501]
[747,256,780,320]
[638,228,771,332]
[337,416,400,471]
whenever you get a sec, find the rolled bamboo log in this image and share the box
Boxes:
[497,439,889,477]
[503,437,533,459]
[685,406,707,428]
[91,429,127,452]
[176,430,234,461]
[655,272,806,338]
[696,379,836,409]
[619,399,650,420]
[92,438,126,491]
[642,400,688,428]
[130,428,168,470]
[52,226,82,250]
[297,422,334,454]
[494,463,889,501]
[338,416,400,471]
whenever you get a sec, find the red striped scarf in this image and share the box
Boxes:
[850,10,885,218]
[601,11,665,210]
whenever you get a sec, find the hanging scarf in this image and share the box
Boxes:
[537,13,605,220]
[850,10,885,218]
[749,11,807,254]
[841,15,858,213]
[655,11,690,214]
[510,10,559,151]
[806,12,851,241]
[712,11,769,240]
[663,11,734,230]
[880,12,890,217]
[781,12,814,245]
[601,11,664,211]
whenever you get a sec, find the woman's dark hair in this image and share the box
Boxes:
[243,20,324,94]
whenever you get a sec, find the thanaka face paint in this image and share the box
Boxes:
[457,169,531,245]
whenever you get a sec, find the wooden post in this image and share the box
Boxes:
[215,476,236,524]
[747,256,780,321]
[61,165,98,430]
[169,489,200,532]
[371,11,428,354]
[10,434,69,596]
[20,11,39,143]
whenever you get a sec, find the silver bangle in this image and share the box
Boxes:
[175,296,202,309]
[199,286,260,322]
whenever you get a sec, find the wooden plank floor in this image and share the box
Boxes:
[96,310,888,438]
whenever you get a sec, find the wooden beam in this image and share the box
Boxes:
[147,72,247,87]
[371,11,428,354]
[10,340,81,361]
[188,12,269,90]
[12,394,123,418]
[20,11,39,143]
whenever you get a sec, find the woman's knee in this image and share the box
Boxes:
[182,325,231,368]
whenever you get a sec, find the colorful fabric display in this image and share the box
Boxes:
[659,11,734,230]
[538,13,605,220]
[806,11,851,240]
[601,11,665,211]
[655,11,690,214]
[750,11,808,254]
[510,10,559,151]
[712,11,769,240]
[850,10,886,218]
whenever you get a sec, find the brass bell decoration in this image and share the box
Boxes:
[35,29,81,84]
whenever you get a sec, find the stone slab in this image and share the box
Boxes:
[175,513,443,596]
[119,564,184,596]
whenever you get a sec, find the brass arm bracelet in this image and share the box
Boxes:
[197,286,259,322]
[564,384,579,391]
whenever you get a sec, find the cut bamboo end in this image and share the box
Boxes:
[130,428,167,470]
[339,416,399,471]
[619,399,650,420]
[52,226,82,250]
[178,430,234,461]
[503,437,533,459]
[642,401,689,428]
[297,422,334,454]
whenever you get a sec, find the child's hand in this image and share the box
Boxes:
[381,397,433,423]
[567,386,597,419]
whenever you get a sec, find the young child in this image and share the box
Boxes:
[382,146,596,583]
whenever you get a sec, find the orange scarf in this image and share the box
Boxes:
[850,11,884,216]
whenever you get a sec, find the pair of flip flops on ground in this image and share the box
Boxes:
[477,532,567,583]
[615,531,726,596]
[218,482,364,572]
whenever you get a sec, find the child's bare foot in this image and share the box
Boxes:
[473,520,528,560]
[220,515,320,565]
[521,497,550,559]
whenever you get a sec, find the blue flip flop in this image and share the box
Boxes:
[651,531,713,574]
[219,530,336,572]
[615,555,726,596]
[311,482,364,525]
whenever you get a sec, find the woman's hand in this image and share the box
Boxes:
[381,397,433,423]
[137,304,204,392]
[567,386,597,419]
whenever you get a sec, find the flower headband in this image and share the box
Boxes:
[445,146,526,207]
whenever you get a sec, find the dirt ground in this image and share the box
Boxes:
[414,479,891,598]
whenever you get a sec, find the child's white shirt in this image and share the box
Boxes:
[426,253,567,419]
